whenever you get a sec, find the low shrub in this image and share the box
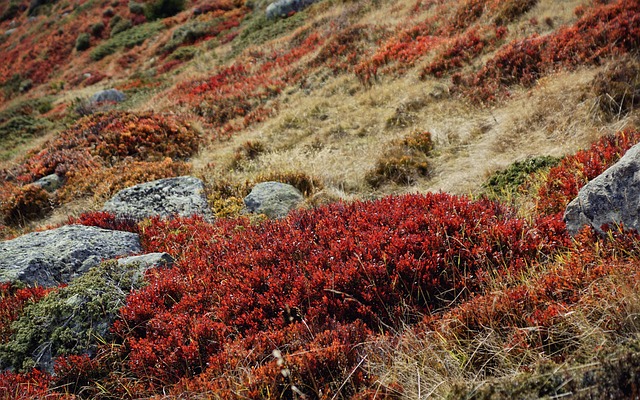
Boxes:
[253,170,323,196]
[90,21,105,37]
[144,0,185,20]
[75,33,91,51]
[230,140,267,170]
[58,158,191,204]
[91,20,165,61]
[593,55,640,120]
[10,111,200,183]
[483,155,561,199]
[0,184,53,226]
[109,192,567,394]
[110,18,133,37]
[366,131,433,187]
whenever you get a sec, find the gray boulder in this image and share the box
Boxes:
[33,173,62,192]
[564,142,640,235]
[0,225,141,287]
[102,176,214,221]
[90,88,126,104]
[244,181,303,219]
[266,0,319,19]
[0,257,164,373]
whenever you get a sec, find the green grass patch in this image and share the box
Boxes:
[482,155,561,200]
[90,20,165,61]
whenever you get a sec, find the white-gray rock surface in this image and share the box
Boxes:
[90,88,126,104]
[564,142,640,235]
[102,176,214,221]
[266,0,319,19]
[33,174,62,192]
[0,225,141,286]
[244,181,303,219]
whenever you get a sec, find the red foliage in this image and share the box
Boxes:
[0,369,63,400]
[535,129,640,216]
[421,26,506,78]
[175,33,323,135]
[105,193,568,395]
[8,111,199,183]
[459,0,640,101]
[433,227,640,363]
[68,211,140,234]
[0,283,52,344]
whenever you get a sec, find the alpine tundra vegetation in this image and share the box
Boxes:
[0,0,640,398]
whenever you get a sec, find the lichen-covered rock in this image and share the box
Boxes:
[33,173,62,192]
[564,143,640,235]
[244,181,303,219]
[90,88,126,104]
[0,258,162,373]
[0,225,141,287]
[102,176,214,221]
[265,0,319,19]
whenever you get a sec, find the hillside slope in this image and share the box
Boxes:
[1,0,640,398]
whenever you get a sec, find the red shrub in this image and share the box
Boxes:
[107,193,568,394]
[459,0,640,101]
[535,129,640,216]
[433,227,640,366]
[8,111,200,183]
[0,283,52,344]
[0,369,62,400]
[68,211,140,234]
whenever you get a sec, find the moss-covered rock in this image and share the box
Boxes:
[0,258,166,373]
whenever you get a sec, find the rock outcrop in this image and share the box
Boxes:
[244,181,303,219]
[564,143,640,235]
[0,256,170,373]
[0,225,141,287]
[33,173,62,192]
[266,0,319,19]
[90,88,126,104]
[102,176,214,221]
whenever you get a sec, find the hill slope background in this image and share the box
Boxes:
[1,0,640,398]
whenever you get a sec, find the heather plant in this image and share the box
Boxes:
[0,184,53,226]
[58,158,191,204]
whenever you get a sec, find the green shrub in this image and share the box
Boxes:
[169,45,199,61]
[110,17,132,37]
[128,0,145,15]
[0,2,20,22]
[91,20,164,61]
[90,21,105,37]
[75,33,91,51]
[0,98,55,161]
[162,20,214,54]
[144,0,185,20]
[231,11,307,57]
[482,156,561,199]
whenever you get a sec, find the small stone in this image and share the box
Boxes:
[244,181,304,219]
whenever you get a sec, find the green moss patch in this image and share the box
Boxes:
[0,260,149,373]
